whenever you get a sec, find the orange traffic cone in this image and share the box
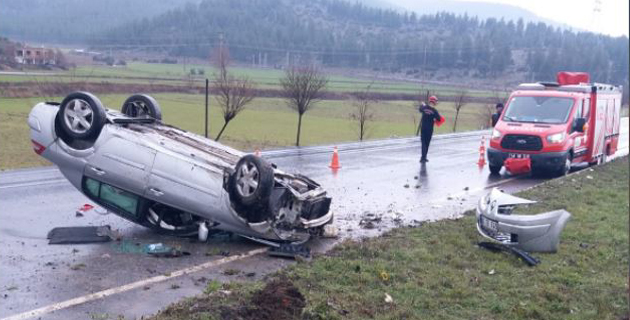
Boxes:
[477,136,486,166]
[254,149,261,157]
[329,146,341,169]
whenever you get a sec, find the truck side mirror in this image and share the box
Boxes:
[573,118,586,133]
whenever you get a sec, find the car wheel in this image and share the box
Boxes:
[489,164,501,175]
[58,92,106,140]
[144,203,199,237]
[121,94,162,120]
[229,154,274,208]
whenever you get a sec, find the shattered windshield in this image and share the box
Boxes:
[503,96,574,124]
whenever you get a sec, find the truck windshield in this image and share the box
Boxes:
[503,96,574,124]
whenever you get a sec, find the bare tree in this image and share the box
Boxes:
[350,83,377,141]
[212,46,256,141]
[280,66,328,146]
[452,90,468,132]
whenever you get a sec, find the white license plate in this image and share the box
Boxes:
[508,153,530,159]
[480,216,498,232]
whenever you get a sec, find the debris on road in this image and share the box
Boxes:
[359,212,383,229]
[268,244,311,260]
[321,224,339,238]
[47,226,112,244]
[145,243,190,258]
[75,203,94,217]
[70,263,86,270]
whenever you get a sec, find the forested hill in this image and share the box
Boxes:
[96,0,628,85]
[0,0,196,43]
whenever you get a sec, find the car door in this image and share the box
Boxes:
[572,98,589,159]
[145,152,223,219]
[84,136,156,195]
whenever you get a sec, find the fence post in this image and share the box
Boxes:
[205,78,209,138]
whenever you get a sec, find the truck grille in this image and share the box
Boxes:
[501,135,543,151]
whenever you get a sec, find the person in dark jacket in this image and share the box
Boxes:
[491,103,504,127]
[419,95,442,163]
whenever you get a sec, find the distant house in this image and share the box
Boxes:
[15,46,57,65]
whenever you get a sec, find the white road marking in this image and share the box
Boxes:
[0,179,68,190]
[1,248,267,320]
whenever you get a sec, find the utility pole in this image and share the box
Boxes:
[423,45,427,80]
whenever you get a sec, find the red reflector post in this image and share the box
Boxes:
[557,72,590,85]
[31,139,46,155]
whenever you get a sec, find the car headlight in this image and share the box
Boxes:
[546,132,565,144]
[491,128,502,140]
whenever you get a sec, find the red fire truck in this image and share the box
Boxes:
[488,72,623,176]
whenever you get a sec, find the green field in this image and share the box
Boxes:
[0,93,491,170]
[148,157,629,320]
[0,62,495,96]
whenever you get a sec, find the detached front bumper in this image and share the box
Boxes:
[476,188,571,252]
[487,148,570,171]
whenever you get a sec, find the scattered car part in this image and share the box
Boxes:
[145,243,190,258]
[476,188,571,252]
[478,241,540,266]
[47,226,112,244]
[267,243,311,259]
[29,92,333,245]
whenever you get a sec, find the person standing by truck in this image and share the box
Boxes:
[491,103,504,127]
[419,95,443,163]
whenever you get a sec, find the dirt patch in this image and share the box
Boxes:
[231,277,305,320]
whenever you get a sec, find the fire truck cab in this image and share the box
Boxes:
[488,72,622,176]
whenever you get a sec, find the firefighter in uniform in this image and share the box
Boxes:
[419,95,442,163]
[491,103,504,127]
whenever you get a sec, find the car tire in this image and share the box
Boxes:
[555,155,572,177]
[58,92,106,140]
[121,94,162,120]
[489,164,502,175]
[229,155,274,208]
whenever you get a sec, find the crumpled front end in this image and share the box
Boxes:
[476,188,570,252]
[224,162,333,244]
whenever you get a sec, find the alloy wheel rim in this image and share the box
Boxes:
[63,99,93,134]
[236,161,259,197]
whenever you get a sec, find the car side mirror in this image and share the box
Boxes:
[573,118,586,133]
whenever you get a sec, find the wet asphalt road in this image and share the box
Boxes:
[1,119,627,320]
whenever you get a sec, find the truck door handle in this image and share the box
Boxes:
[149,188,164,197]
[89,167,106,176]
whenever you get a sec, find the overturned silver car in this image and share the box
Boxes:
[28,92,332,244]
[476,188,570,252]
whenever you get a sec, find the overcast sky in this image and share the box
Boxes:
[477,0,628,37]
[390,0,628,37]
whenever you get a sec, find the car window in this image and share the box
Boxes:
[84,177,139,216]
[85,178,100,198]
[100,184,139,216]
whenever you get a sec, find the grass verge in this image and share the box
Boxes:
[148,157,629,320]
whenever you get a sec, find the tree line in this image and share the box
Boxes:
[94,0,628,86]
